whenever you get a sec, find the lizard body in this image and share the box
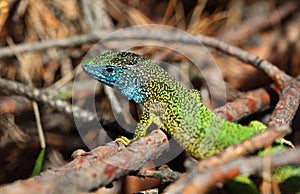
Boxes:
[82,50,266,159]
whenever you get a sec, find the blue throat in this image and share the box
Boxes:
[116,82,147,104]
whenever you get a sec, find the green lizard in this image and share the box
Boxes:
[81,50,268,159]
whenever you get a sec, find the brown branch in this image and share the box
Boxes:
[196,35,293,87]
[165,146,300,194]
[213,85,279,122]
[0,129,168,194]
[267,83,300,127]
[0,30,110,58]
[0,77,96,122]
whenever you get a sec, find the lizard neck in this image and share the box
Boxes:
[116,82,149,104]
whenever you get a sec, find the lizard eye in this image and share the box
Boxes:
[106,67,114,73]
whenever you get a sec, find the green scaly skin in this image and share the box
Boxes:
[82,50,266,159]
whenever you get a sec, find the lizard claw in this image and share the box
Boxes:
[116,136,131,150]
[276,138,295,150]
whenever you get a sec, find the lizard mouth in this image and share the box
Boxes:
[82,62,116,87]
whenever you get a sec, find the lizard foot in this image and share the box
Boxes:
[276,138,295,150]
[116,136,131,150]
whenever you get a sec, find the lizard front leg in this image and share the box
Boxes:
[134,100,154,138]
[117,100,163,147]
[134,107,153,138]
[134,100,166,138]
[116,101,153,147]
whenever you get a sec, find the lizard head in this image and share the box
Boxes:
[82,50,150,103]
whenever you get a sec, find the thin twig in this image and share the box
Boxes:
[32,102,45,148]
[195,35,293,87]
[0,30,109,58]
[0,77,96,122]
